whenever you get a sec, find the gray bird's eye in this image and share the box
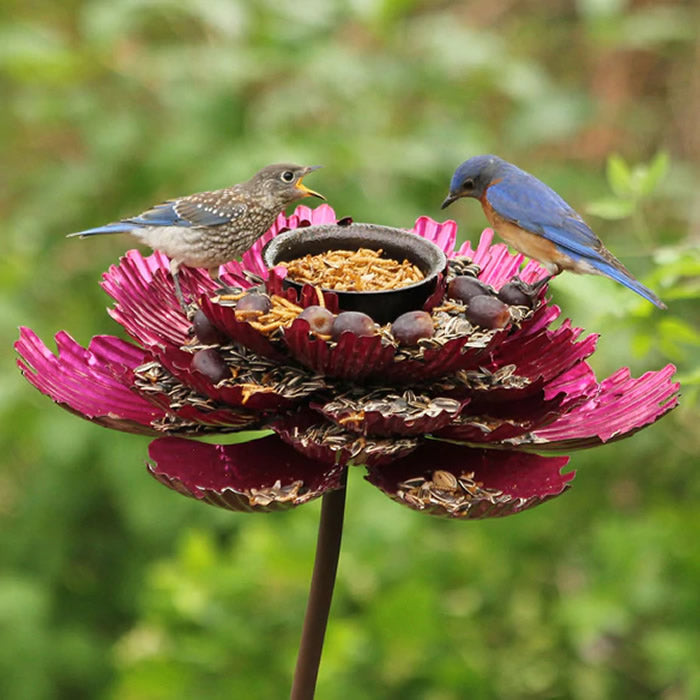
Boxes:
[463,178,475,190]
[281,170,295,183]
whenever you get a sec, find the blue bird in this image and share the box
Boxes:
[441,155,666,309]
[68,163,324,308]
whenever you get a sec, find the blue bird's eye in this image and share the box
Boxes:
[462,178,475,190]
[281,170,295,183]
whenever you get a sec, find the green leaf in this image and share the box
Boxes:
[658,317,700,346]
[606,154,631,197]
[638,151,669,196]
[586,196,635,220]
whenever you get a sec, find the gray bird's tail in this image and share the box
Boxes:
[67,223,134,238]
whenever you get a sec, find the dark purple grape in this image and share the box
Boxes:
[191,348,230,384]
[192,308,225,345]
[337,216,353,227]
[447,276,493,303]
[331,311,377,340]
[465,295,511,329]
[236,292,271,314]
[498,281,535,308]
[391,310,435,346]
[298,305,335,335]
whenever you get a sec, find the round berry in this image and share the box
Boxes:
[191,348,230,384]
[236,292,271,314]
[192,309,225,345]
[391,310,435,346]
[465,295,511,329]
[447,276,493,304]
[331,311,377,340]
[298,305,335,335]
[498,281,534,308]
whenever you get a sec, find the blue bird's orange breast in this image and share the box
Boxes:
[480,193,577,273]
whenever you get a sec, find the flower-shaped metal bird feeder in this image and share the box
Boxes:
[15,203,678,699]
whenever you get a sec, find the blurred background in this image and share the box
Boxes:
[2,0,699,698]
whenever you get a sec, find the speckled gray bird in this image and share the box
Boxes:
[68,163,325,307]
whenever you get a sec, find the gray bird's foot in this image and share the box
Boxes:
[171,271,190,314]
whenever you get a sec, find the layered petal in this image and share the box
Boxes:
[15,327,162,434]
[148,435,345,512]
[514,364,679,450]
[366,441,573,519]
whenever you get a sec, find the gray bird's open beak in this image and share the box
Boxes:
[296,165,325,200]
[441,193,458,210]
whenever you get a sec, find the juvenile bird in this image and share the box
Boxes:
[441,155,666,309]
[69,163,325,307]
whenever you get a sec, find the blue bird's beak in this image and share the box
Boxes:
[441,192,458,210]
[296,165,325,200]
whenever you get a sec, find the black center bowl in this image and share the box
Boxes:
[262,223,448,324]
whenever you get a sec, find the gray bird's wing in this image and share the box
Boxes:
[124,200,247,228]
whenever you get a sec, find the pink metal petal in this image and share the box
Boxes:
[522,364,679,449]
[153,345,306,412]
[199,296,285,360]
[272,411,419,467]
[148,435,344,512]
[384,329,511,383]
[15,327,162,434]
[435,395,564,444]
[101,250,195,348]
[474,321,598,401]
[314,393,467,437]
[283,320,396,380]
[411,216,458,257]
[367,442,573,519]
[454,227,551,287]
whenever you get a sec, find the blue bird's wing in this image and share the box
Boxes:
[485,177,602,260]
[486,173,667,308]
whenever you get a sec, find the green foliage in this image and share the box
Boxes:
[2,1,699,698]
[587,152,669,220]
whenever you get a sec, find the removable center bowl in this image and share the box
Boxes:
[262,223,448,324]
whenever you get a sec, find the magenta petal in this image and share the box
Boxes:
[154,346,307,412]
[525,364,680,449]
[411,216,458,256]
[15,327,162,434]
[148,435,344,512]
[384,330,510,382]
[454,228,551,288]
[272,411,419,466]
[199,296,285,360]
[314,392,467,437]
[101,250,194,348]
[482,322,598,399]
[283,320,396,380]
[366,442,573,519]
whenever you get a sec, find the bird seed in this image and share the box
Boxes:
[283,247,424,291]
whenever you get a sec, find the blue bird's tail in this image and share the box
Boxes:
[66,223,135,238]
[594,259,666,310]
